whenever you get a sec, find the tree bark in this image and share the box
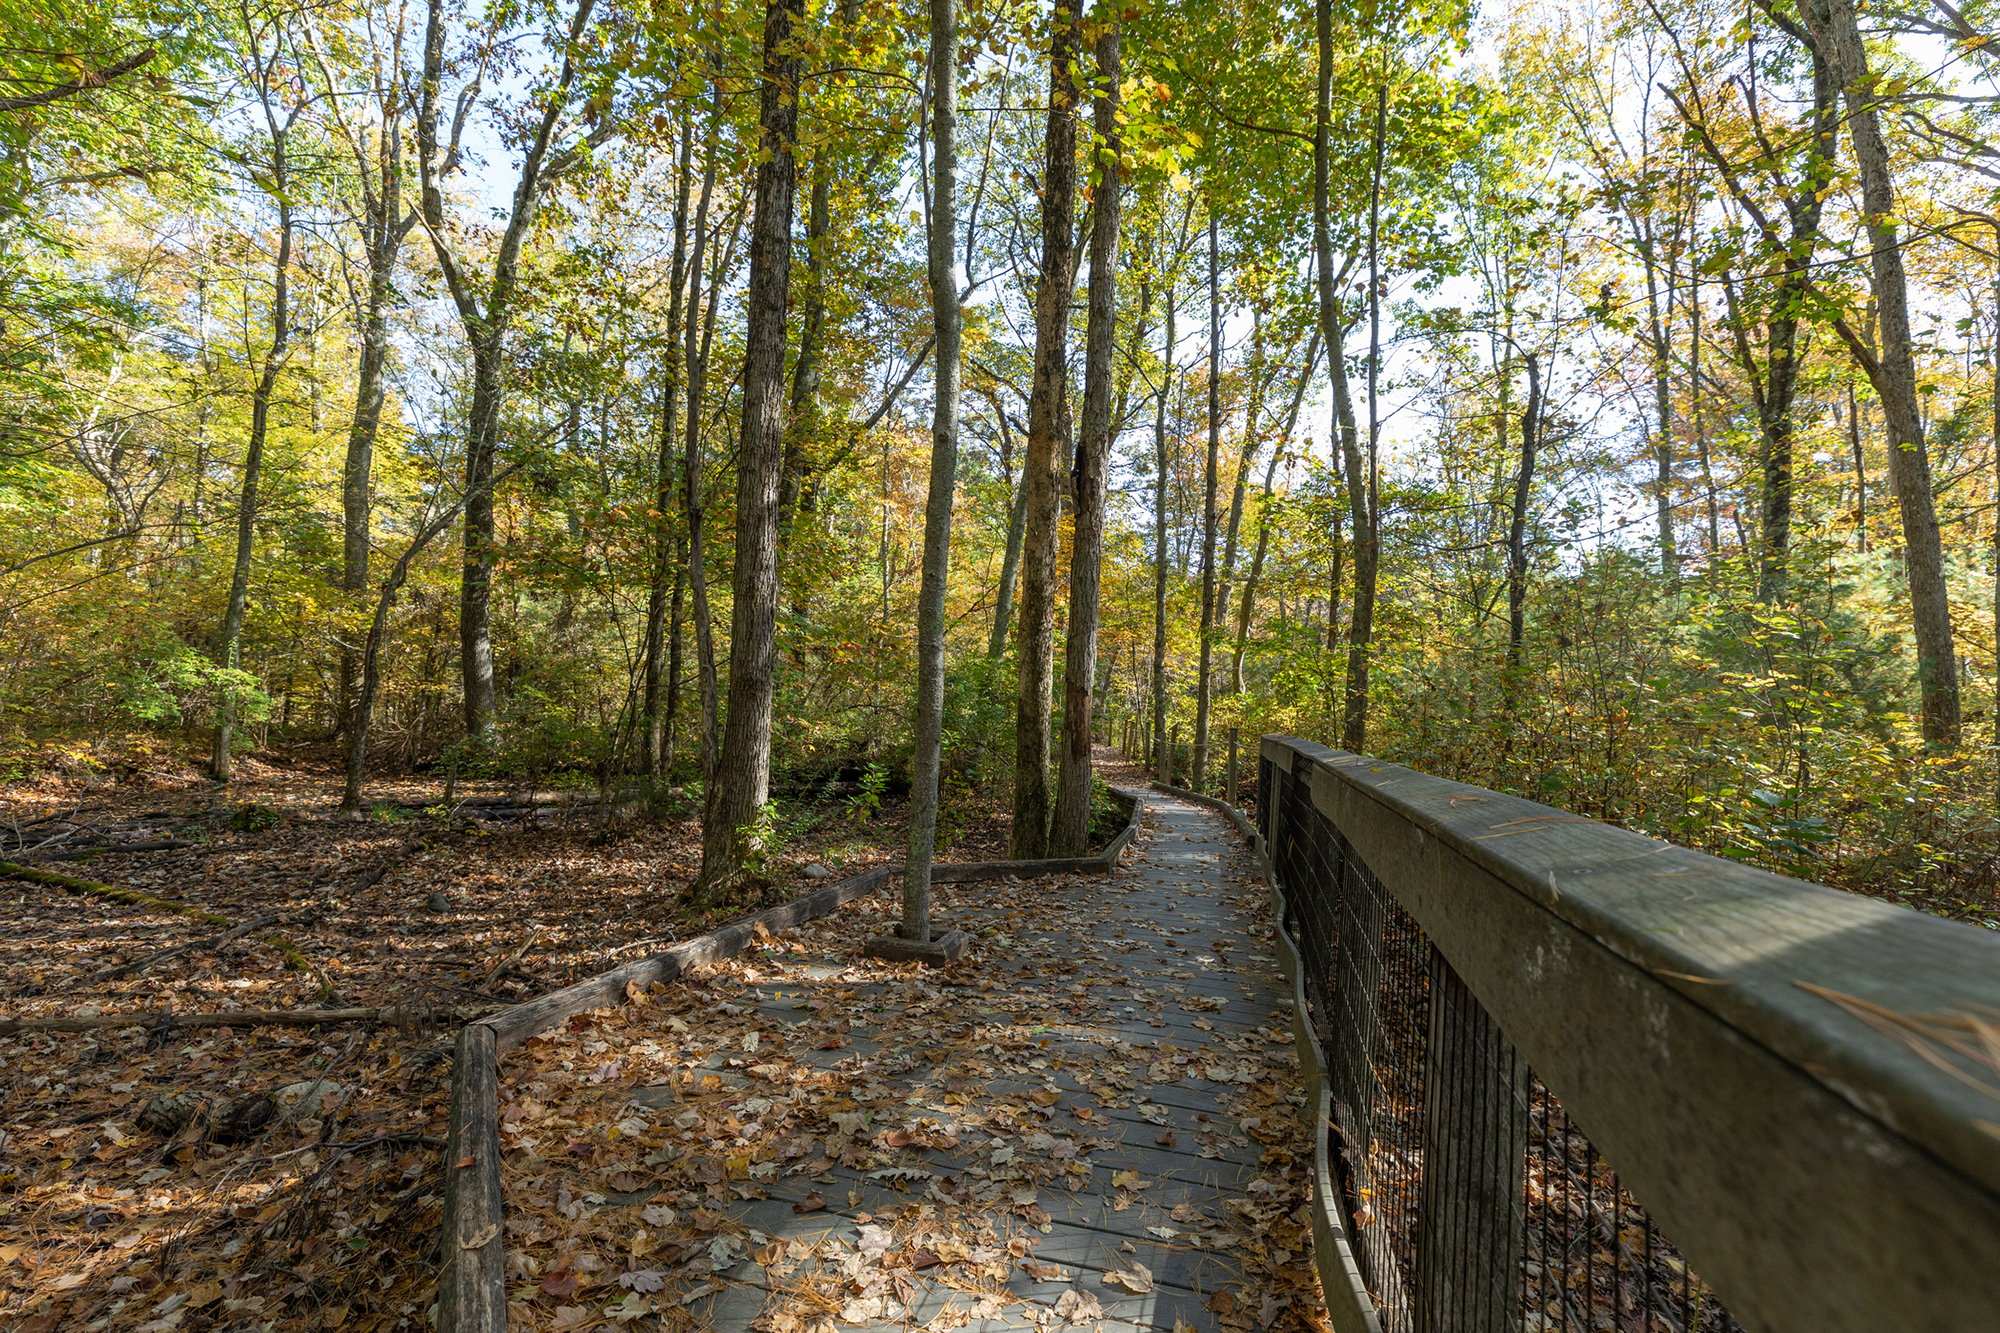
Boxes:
[1216,307,1266,662]
[1505,353,1543,692]
[1193,214,1221,791]
[343,493,480,811]
[1234,331,1320,692]
[684,85,724,787]
[1803,0,1962,745]
[416,0,599,748]
[698,0,806,896]
[213,38,298,782]
[903,0,963,934]
[1051,27,1121,856]
[1011,0,1081,857]
[640,124,693,778]
[1152,284,1175,783]
[1342,83,1387,754]
[987,411,1027,658]
[1314,0,1372,754]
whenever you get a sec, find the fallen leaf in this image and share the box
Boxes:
[1051,1288,1104,1325]
[1102,1262,1153,1294]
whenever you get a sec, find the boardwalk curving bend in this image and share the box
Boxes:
[494,790,1328,1331]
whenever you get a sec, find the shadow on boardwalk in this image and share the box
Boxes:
[495,790,1329,1331]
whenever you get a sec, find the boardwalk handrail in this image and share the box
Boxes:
[1254,735,2000,1333]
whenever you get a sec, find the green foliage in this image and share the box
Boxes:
[941,654,1018,787]
[1087,776,1126,850]
[846,763,889,824]
[113,641,270,730]
[228,802,278,832]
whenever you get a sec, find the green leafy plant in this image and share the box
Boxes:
[229,803,279,832]
[846,763,889,824]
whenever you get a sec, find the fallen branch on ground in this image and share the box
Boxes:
[65,914,282,989]
[0,859,233,924]
[0,1003,497,1037]
[479,928,542,990]
[32,839,200,861]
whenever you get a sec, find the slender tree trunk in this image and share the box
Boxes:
[903,0,962,937]
[339,229,401,738]
[1151,285,1175,783]
[1640,238,1677,582]
[458,336,503,743]
[343,499,470,812]
[214,103,296,782]
[1848,380,1869,552]
[1234,331,1319,692]
[1215,308,1265,659]
[1314,0,1371,753]
[1011,0,1080,857]
[684,87,723,786]
[698,0,806,895]
[1505,353,1544,696]
[1193,214,1221,790]
[664,562,685,771]
[1052,27,1121,855]
[988,443,1027,658]
[1692,294,1719,556]
[1806,0,1961,745]
[640,125,693,778]
[416,0,599,748]
[781,156,831,526]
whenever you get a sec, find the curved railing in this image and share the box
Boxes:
[1252,736,2000,1333]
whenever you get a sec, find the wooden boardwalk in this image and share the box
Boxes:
[498,790,1324,1331]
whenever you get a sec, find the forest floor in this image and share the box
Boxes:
[0,755,1022,1332]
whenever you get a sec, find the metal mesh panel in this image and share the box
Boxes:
[1263,747,1744,1333]
[1521,1078,1745,1333]
[1326,838,1430,1333]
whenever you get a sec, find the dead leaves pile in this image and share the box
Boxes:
[2,763,1013,1331]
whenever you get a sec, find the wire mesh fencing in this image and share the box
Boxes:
[1260,752,1741,1333]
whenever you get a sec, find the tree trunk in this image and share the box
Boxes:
[458,336,502,745]
[684,85,724,787]
[1341,83,1387,755]
[1051,27,1121,856]
[416,0,600,750]
[1505,353,1543,693]
[1234,331,1320,692]
[1314,0,1371,754]
[1152,284,1175,783]
[339,229,399,739]
[1805,0,1962,746]
[903,0,962,935]
[698,0,806,897]
[343,500,470,812]
[213,85,296,782]
[1193,214,1221,791]
[1849,381,1869,552]
[1216,307,1266,664]
[1010,0,1081,858]
[640,124,693,778]
[988,437,1027,658]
